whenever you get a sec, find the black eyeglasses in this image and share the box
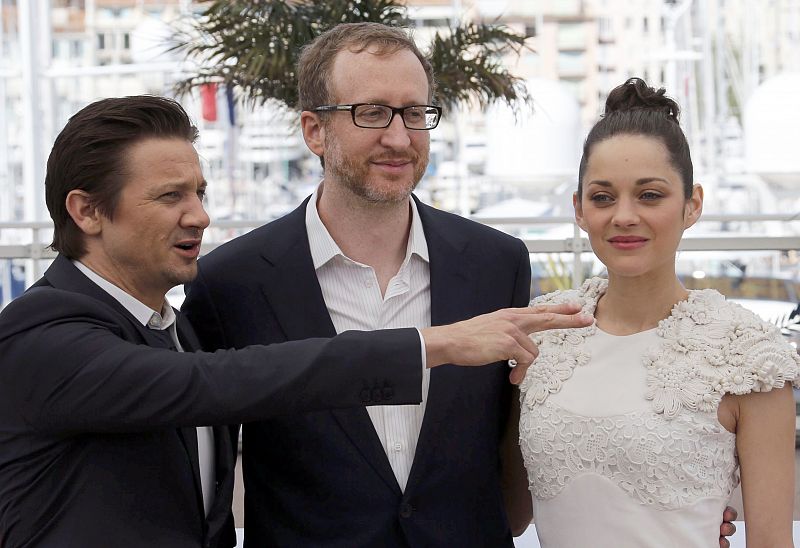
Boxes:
[312,103,442,130]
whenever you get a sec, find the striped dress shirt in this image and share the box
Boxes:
[306,187,431,492]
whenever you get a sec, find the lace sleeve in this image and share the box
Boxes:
[717,304,800,394]
[649,290,800,418]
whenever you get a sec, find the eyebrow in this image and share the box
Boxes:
[150,179,208,195]
[586,177,670,187]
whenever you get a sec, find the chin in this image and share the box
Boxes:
[363,184,414,204]
[167,267,198,287]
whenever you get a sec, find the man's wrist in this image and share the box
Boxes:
[420,326,448,368]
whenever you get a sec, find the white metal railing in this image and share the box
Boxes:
[1,212,798,295]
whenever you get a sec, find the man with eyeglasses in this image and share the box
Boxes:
[178,22,577,547]
[183,22,536,547]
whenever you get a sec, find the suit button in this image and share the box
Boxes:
[399,502,413,518]
[360,388,371,403]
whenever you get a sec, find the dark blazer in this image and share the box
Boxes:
[0,255,423,548]
[182,196,532,547]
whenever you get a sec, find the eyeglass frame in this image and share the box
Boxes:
[311,103,442,130]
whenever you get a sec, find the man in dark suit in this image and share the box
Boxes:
[182,23,541,547]
[0,96,588,548]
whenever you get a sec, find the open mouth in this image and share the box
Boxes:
[174,240,201,254]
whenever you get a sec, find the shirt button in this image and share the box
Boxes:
[364,279,373,288]
[392,441,403,452]
[399,502,413,518]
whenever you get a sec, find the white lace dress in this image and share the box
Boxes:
[519,277,800,548]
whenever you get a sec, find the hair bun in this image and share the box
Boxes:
[604,77,680,123]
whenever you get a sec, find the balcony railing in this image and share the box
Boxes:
[1,212,798,308]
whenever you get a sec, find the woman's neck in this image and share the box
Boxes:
[594,271,688,336]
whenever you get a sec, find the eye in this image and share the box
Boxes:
[356,105,388,122]
[589,193,613,204]
[197,187,207,201]
[404,107,425,122]
[159,191,181,201]
[640,190,663,201]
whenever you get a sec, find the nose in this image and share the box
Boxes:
[612,197,640,227]
[379,112,412,150]
[183,193,211,230]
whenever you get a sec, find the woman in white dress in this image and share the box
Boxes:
[518,78,799,547]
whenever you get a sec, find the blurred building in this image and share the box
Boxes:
[0,0,798,221]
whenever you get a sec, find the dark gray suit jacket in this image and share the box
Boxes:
[0,255,422,548]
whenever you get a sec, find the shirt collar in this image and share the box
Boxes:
[72,260,176,330]
[305,183,430,271]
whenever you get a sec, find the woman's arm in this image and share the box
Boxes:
[731,383,796,547]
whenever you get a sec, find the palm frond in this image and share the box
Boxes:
[171,1,530,114]
[428,22,532,112]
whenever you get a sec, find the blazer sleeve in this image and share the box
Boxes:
[0,288,422,435]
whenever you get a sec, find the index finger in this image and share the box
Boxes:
[512,309,594,334]
[503,302,584,315]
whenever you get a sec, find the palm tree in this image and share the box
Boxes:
[172,0,531,113]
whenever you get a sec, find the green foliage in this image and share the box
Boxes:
[429,22,530,112]
[172,0,530,113]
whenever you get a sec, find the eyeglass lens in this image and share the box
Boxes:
[353,105,438,129]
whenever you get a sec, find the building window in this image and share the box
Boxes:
[123,33,130,49]
[97,33,105,50]
[558,51,586,75]
[558,23,585,49]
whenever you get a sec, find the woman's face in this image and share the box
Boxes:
[574,134,703,281]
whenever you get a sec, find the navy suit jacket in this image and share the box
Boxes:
[0,255,423,548]
[183,196,531,547]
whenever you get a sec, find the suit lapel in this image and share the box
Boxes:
[173,316,207,518]
[44,257,208,519]
[41,255,147,339]
[406,200,476,492]
[182,308,237,537]
[259,200,402,494]
[257,202,337,342]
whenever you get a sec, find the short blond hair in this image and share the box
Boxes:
[297,22,436,111]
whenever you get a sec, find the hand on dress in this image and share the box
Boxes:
[421,303,593,384]
[719,505,737,548]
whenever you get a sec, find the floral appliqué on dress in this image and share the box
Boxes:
[521,277,800,419]
[518,277,800,509]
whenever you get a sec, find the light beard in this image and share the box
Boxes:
[324,133,428,204]
[164,262,199,288]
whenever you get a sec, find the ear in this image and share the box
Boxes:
[573,191,588,233]
[683,184,704,229]
[65,190,103,236]
[300,111,325,159]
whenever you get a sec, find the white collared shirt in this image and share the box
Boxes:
[306,187,432,492]
[73,260,216,517]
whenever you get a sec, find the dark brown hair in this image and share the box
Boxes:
[577,78,693,200]
[46,95,199,258]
